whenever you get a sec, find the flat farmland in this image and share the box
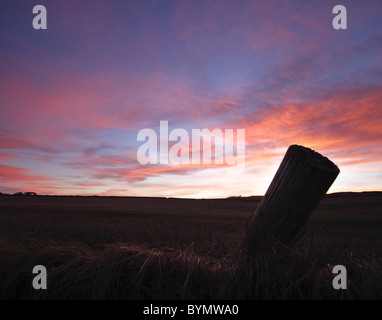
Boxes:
[0,193,381,299]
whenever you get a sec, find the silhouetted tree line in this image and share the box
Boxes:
[0,192,38,196]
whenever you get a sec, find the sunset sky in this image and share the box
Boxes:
[1,0,382,198]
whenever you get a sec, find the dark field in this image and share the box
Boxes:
[0,192,382,299]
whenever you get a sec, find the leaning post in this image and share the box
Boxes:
[241,145,340,257]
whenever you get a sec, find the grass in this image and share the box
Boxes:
[0,193,381,299]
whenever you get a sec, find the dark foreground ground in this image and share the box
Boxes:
[0,192,381,299]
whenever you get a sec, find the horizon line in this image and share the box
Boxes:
[2,190,382,200]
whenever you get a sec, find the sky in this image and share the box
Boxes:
[0,0,382,198]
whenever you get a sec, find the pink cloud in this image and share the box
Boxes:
[241,84,382,165]
[0,152,15,162]
[0,164,56,183]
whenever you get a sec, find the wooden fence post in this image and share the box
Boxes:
[241,145,340,256]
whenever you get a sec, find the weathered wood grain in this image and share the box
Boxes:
[241,145,340,256]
